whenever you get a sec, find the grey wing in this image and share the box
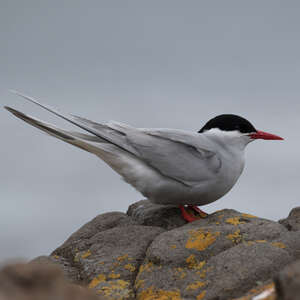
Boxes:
[109,122,222,186]
[8,91,221,186]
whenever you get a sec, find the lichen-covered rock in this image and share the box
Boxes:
[275,260,300,300]
[32,202,300,300]
[52,211,164,299]
[279,207,300,231]
[135,209,295,300]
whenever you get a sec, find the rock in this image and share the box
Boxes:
[135,209,295,300]
[31,255,81,284]
[0,263,100,300]
[127,200,186,230]
[233,282,276,300]
[275,260,300,300]
[31,201,300,300]
[52,210,165,299]
[279,207,300,231]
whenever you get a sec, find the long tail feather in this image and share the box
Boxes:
[4,106,105,155]
[9,91,133,153]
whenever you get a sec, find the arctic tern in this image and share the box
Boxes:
[5,92,283,222]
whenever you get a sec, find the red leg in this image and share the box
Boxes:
[179,205,201,222]
[188,205,208,218]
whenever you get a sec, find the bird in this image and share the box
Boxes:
[5,91,283,222]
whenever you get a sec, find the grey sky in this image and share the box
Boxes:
[1,1,299,261]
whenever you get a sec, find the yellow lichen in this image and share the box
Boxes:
[81,250,91,259]
[139,262,154,273]
[170,244,177,249]
[186,281,206,290]
[196,266,212,279]
[186,254,206,270]
[227,230,243,244]
[242,213,257,218]
[109,271,121,279]
[88,274,106,289]
[124,263,136,272]
[186,229,220,251]
[215,222,220,225]
[247,241,256,245]
[226,217,245,226]
[138,286,181,300]
[174,267,186,279]
[255,240,267,243]
[53,255,60,259]
[135,279,145,290]
[117,254,129,261]
[110,261,120,270]
[197,290,207,300]
[97,280,132,298]
[271,242,286,249]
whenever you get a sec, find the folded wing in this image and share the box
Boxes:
[7,92,221,186]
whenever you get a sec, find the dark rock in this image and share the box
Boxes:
[31,201,300,300]
[127,200,186,230]
[279,207,300,231]
[0,263,100,300]
[275,260,300,300]
[53,212,136,259]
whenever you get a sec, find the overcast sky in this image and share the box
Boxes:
[1,1,300,262]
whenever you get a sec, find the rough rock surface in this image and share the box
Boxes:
[279,206,300,231]
[29,201,300,300]
[275,260,300,300]
[0,263,100,300]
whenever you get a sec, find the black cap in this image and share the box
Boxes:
[199,114,257,134]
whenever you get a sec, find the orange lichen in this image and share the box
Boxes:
[170,244,177,249]
[109,271,121,279]
[174,267,186,279]
[242,213,257,218]
[138,286,181,300]
[186,229,220,251]
[186,254,206,270]
[88,274,106,289]
[246,241,256,246]
[53,255,60,259]
[117,254,129,261]
[197,290,207,300]
[139,262,154,273]
[135,279,145,290]
[271,242,286,249]
[227,230,242,244]
[186,281,206,290]
[255,240,267,243]
[81,250,91,259]
[226,217,245,226]
[124,263,136,272]
[97,280,132,298]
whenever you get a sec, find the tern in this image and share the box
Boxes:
[5,92,283,222]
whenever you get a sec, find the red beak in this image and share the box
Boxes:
[250,130,284,140]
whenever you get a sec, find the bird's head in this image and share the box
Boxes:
[199,114,283,148]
